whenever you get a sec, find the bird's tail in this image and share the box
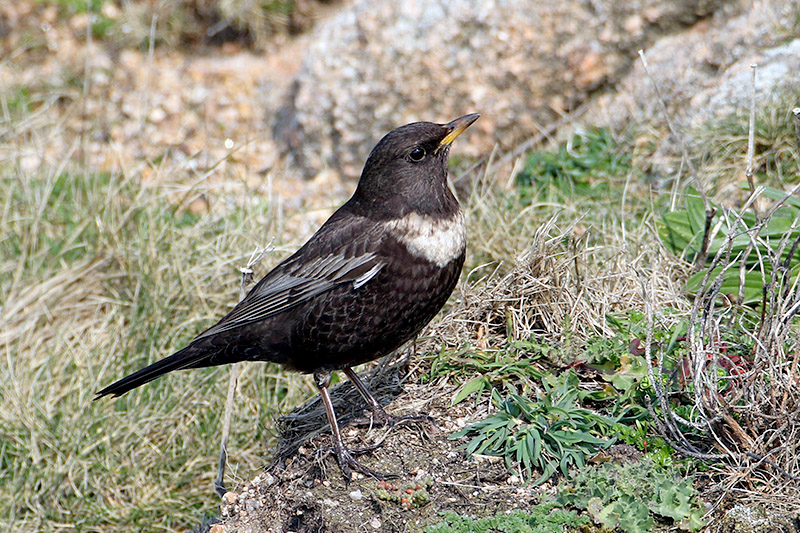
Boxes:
[94,343,212,399]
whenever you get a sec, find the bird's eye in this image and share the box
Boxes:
[408,147,426,162]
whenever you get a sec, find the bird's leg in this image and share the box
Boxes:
[313,370,395,481]
[343,367,435,429]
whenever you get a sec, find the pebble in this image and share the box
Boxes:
[349,489,363,500]
[370,518,381,529]
[148,107,167,123]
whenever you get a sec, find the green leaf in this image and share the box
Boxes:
[464,435,485,456]
[760,185,800,209]
[451,376,489,405]
[684,267,767,304]
[532,429,542,462]
[660,211,697,256]
[533,462,557,486]
[686,193,708,235]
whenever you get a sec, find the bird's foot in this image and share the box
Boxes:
[332,443,398,482]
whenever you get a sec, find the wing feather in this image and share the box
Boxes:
[196,251,383,339]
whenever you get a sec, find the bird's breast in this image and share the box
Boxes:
[383,210,466,267]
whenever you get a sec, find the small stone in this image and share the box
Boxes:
[148,107,166,123]
[623,14,644,34]
[189,86,209,105]
[222,492,238,505]
[349,489,363,500]
[209,525,226,533]
[370,518,381,529]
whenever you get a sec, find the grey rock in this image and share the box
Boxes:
[272,0,738,179]
[590,0,800,148]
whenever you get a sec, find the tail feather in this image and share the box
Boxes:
[95,344,210,399]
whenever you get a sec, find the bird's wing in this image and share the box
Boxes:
[195,250,383,339]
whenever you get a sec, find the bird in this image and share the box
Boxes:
[96,113,480,480]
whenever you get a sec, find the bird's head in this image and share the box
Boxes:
[350,114,480,218]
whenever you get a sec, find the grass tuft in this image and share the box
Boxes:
[0,161,318,530]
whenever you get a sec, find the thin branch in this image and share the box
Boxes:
[138,14,158,147]
[744,451,800,482]
[745,64,758,195]
[693,207,718,274]
[215,244,272,497]
[638,49,716,270]
[793,107,800,154]
[81,0,93,180]
[637,49,706,208]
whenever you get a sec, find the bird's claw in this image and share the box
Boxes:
[333,445,398,481]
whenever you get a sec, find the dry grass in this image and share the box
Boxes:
[693,93,800,200]
[423,91,800,521]
[0,111,326,529]
[430,161,691,362]
[33,0,326,50]
[3,46,799,529]
[0,111,677,530]
[642,186,800,514]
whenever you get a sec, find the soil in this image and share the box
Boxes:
[216,363,552,533]
[2,1,354,237]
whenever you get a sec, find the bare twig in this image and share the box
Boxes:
[694,208,718,274]
[745,65,758,196]
[139,14,158,147]
[744,451,800,482]
[81,0,93,179]
[644,397,726,460]
[491,100,591,174]
[637,50,705,206]
[638,50,716,270]
[792,107,800,154]
[215,244,272,497]
[682,182,800,497]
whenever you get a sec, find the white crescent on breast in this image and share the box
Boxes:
[384,210,466,267]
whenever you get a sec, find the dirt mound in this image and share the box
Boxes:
[217,368,544,532]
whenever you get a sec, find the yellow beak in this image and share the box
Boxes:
[437,113,480,152]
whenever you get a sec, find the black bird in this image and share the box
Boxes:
[96,113,480,479]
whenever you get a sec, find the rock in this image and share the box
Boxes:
[588,0,800,171]
[273,0,740,179]
[717,505,800,533]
